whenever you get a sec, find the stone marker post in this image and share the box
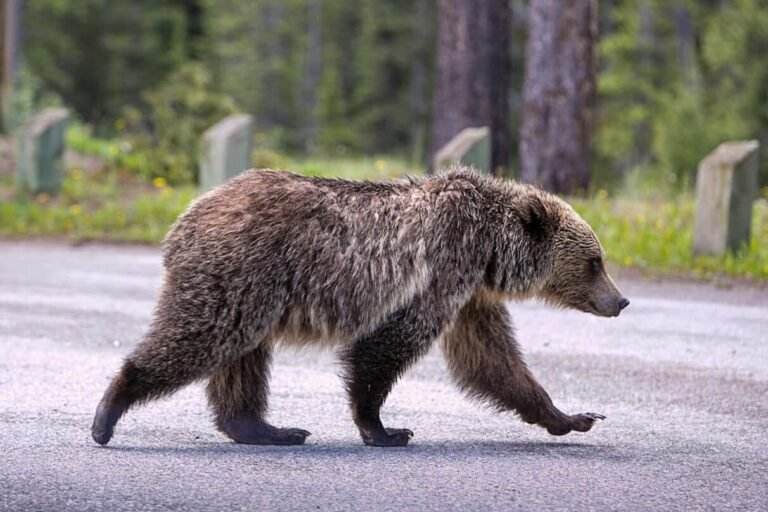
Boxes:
[433,126,491,173]
[199,114,254,192]
[17,108,68,194]
[693,140,760,255]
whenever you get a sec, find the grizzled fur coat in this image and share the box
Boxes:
[92,168,627,447]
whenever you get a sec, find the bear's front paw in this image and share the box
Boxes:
[568,412,606,433]
[546,412,605,436]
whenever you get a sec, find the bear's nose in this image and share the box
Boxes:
[618,297,630,310]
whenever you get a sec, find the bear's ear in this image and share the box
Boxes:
[519,195,548,241]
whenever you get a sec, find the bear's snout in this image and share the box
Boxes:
[589,282,629,317]
[606,296,630,317]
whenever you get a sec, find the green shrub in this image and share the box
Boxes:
[121,63,237,185]
[66,122,122,160]
[251,148,291,170]
[0,168,196,243]
[573,193,768,280]
[651,88,713,191]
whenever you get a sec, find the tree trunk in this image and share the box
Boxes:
[634,0,654,168]
[520,0,596,194]
[408,0,431,166]
[673,2,699,88]
[300,0,322,153]
[430,0,510,175]
[260,1,287,128]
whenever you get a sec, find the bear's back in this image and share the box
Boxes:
[162,170,453,338]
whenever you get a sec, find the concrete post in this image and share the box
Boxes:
[693,140,760,255]
[433,126,491,173]
[199,114,254,192]
[17,108,68,194]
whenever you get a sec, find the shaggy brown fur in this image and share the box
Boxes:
[92,167,628,447]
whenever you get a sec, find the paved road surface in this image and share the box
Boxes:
[1,240,767,511]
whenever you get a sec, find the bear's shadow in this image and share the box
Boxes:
[101,439,627,462]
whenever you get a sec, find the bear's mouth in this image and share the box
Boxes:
[587,300,620,318]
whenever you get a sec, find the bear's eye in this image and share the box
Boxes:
[590,257,602,274]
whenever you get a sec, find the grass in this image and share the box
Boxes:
[573,191,768,280]
[1,152,766,280]
[250,148,419,181]
[66,122,123,161]
[0,168,196,243]
[287,156,417,181]
[0,155,418,244]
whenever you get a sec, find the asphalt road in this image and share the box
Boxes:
[1,240,767,511]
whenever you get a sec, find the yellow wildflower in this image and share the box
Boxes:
[152,177,167,188]
[375,159,387,172]
[69,204,82,215]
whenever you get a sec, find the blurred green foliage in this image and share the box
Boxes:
[19,1,768,190]
[23,0,193,129]
[597,0,768,190]
[4,0,767,282]
[205,0,435,155]
[3,163,765,280]
[0,168,196,243]
[10,0,768,282]
[21,0,436,177]
[66,123,122,161]
[121,63,237,184]
[573,192,768,280]
[0,156,414,243]
[66,65,236,185]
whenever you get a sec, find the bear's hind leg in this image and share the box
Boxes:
[91,325,225,446]
[340,301,446,447]
[206,343,310,445]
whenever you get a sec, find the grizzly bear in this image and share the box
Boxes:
[92,167,628,447]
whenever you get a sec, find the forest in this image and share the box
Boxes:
[1,0,767,278]
[14,0,768,190]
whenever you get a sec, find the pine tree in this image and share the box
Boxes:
[23,0,189,128]
[520,0,597,194]
[430,0,511,175]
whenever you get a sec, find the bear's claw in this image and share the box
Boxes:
[362,427,414,447]
[569,412,606,432]
[546,412,606,435]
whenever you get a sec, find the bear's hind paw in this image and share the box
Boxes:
[361,427,414,447]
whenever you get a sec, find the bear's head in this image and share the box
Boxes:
[528,192,628,317]
[490,185,630,318]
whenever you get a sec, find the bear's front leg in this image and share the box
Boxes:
[340,295,452,447]
[441,295,606,436]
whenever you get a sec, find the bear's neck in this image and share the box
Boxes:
[482,226,552,301]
